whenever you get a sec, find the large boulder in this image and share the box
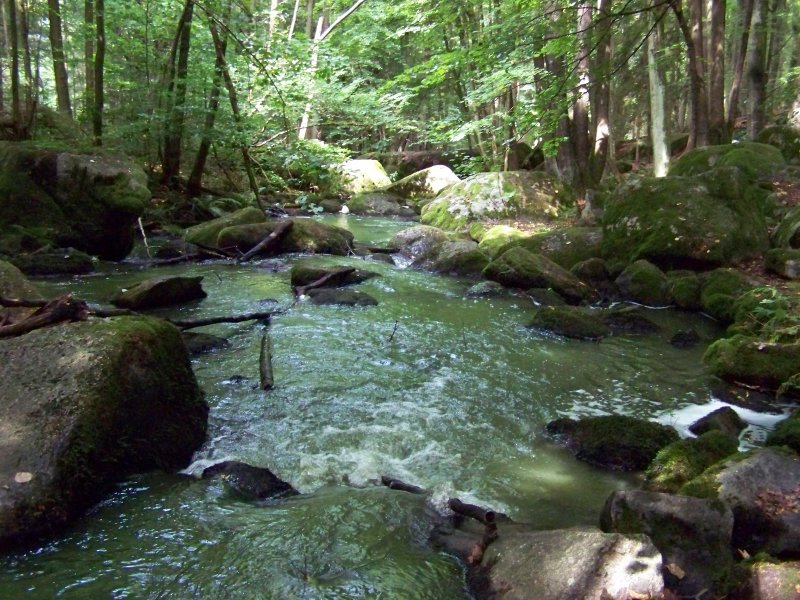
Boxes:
[385,165,460,208]
[668,141,786,181]
[183,206,266,249]
[601,175,770,269]
[467,525,664,600]
[390,225,451,261]
[476,225,529,258]
[345,191,416,217]
[600,490,735,598]
[704,334,800,392]
[681,448,800,557]
[290,263,379,288]
[338,159,392,194]
[217,219,354,256]
[614,259,671,306]
[202,461,297,501]
[111,276,207,310]
[0,259,42,324]
[420,171,573,232]
[6,248,94,276]
[483,247,594,304]
[766,248,800,279]
[528,306,610,341]
[756,125,800,163]
[0,316,208,550]
[748,560,800,599]
[0,142,150,260]
[546,415,679,471]
[415,240,490,277]
[498,227,603,270]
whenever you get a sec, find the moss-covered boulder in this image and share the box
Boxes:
[338,159,392,194]
[217,219,354,256]
[477,225,529,258]
[6,248,94,276]
[601,176,770,269]
[614,259,671,306]
[546,415,680,471]
[766,411,800,454]
[766,247,800,280]
[390,225,451,261]
[290,263,379,287]
[688,406,746,439]
[306,288,378,306]
[668,142,786,181]
[385,165,460,208]
[704,334,800,392]
[0,259,42,324]
[756,125,800,163]
[345,191,415,217]
[748,560,800,600]
[183,206,266,249]
[483,247,595,304]
[0,142,150,260]
[201,460,297,501]
[600,490,735,598]
[111,276,207,310]
[419,240,490,277]
[645,431,739,493]
[499,226,602,270]
[599,306,660,334]
[773,205,800,249]
[666,270,702,311]
[420,171,573,232]
[528,306,610,340]
[0,316,208,550]
[700,268,755,322]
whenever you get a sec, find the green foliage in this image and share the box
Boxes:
[733,286,800,343]
[255,140,350,196]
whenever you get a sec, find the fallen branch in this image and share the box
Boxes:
[0,295,48,308]
[448,498,497,525]
[293,267,356,297]
[148,249,229,266]
[259,332,274,390]
[0,294,89,338]
[238,220,293,263]
[380,476,427,495]
[167,311,277,330]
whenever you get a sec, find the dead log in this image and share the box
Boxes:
[448,498,497,525]
[380,476,428,495]
[0,296,48,308]
[0,294,89,338]
[293,267,356,297]
[238,220,293,263]
[168,311,277,330]
[259,332,274,390]
[148,250,226,267]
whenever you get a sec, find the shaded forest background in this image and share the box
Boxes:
[1,0,799,203]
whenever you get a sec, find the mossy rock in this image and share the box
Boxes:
[528,306,610,340]
[766,411,800,453]
[772,205,800,249]
[483,247,595,304]
[668,142,786,181]
[546,415,680,471]
[599,306,660,334]
[700,268,754,322]
[704,334,800,391]
[390,225,451,261]
[756,124,800,163]
[7,248,94,276]
[0,142,150,260]
[420,171,573,232]
[477,225,529,258]
[217,219,354,256]
[614,260,670,306]
[423,240,490,277]
[601,175,769,269]
[183,206,266,249]
[499,226,602,270]
[306,288,378,306]
[571,257,611,283]
[346,191,415,217]
[0,259,42,324]
[338,159,391,194]
[385,165,460,207]
[527,288,568,307]
[111,276,207,310]
[290,263,379,287]
[666,270,702,311]
[766,247,800,280]
[645,431,739,493]
[319,199,343,213]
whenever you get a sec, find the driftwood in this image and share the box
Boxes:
[380,476,427,495]
[293,267,356,297]
[448,498,497,525]
[238,220,293,263]
[259,332,274,390]
[0,295,48,308]
[148,250,229,267]
[0,294,89,338]
[166,311,276,330]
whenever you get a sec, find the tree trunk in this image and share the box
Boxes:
[267,0,280,52]
[305,0,314,38]
[648,7,670,176]
[707,0,726,141]
[746,0,768,138]
[92,0,104,145]
[571,1,592,195]
[591,0,612,183]
[161,0,194,186]
[298,16,323,140]
[19,0,33,112]
[0,4,4,112]
[5,0,22,135]
[288,0,300,39]
[47,0,71,117]
[84,0,94,116]
[671,0,710,148]
[727,0,753,131]
[765,0,786,114]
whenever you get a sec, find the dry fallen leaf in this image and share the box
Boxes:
[665,563,686,579]
[14,472,33,483]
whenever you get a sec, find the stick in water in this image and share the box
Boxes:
[259,332,274,390]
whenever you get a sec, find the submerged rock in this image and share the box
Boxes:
[546,415,679,471]
[601,490,735,598]
[464,281,509,299]
[112,276,207,310]
[202,461,296,500]
[182,332,230,355]
[670,328,701,348]
[345,191,415,217]
[306,288,378,306]
[528,306,609,340]
[599,307,660,334]
[0,317,208,550]
[390,225,450,261]
[290,263,379,288]
[8,248,94,276]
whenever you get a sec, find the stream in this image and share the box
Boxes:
[0,215,784,599]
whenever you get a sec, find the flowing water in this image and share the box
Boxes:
[0,216,784,599]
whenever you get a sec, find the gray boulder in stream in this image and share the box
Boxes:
[202,461,297,500]
[0,316,208,551]
[111,275,207,309]
[306,288,378,306]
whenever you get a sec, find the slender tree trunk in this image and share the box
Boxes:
[765,0,785,113]
[707,0,726,141]
[727,0,753,130]
[298,16,322,140]
[746,0,768,138]
[19,0,33,112]
[161,0,194,186]
[92,0,104,145]
[47,0,71,117]
[0,5,5,112]
[288,0,300,39]
[5,0,21,135]
[305,0,314,38]
[591,0,612,183]
[267,0,280,52]
[572,1,592,195]
[648,7,670,176]
[671,0,710,148]
[84,0,94,116]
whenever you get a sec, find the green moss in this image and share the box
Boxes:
[477,225,528,258]
[679,451,750,499]
[645,431,739,493]
[666,270,702,310]
[183,207,266,249]
[766,247,800,279]
[469,222,489,242]
[615,260,670,305]
[703,334,800,391]
[419,198,470,231]
[773,205,800,249]
[766,411,800,453]
[500,227,602,269]
[700,268,754,321]
[528,306,610,340]
[431,246,490,276]
[756,125,800,162]
[669,142,785,181]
